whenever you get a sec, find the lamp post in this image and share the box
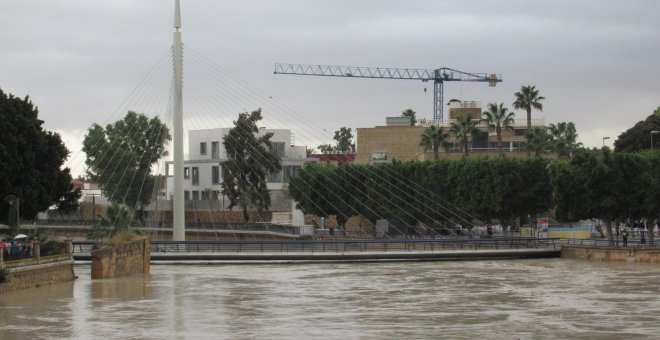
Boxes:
[602,136,610,147]
[651,131,660,150]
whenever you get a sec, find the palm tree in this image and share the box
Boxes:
[525,127,552,157]
[419,125,449,160]
[402,108,416,126]
[450,113,480,157]
[481,102,515,155]
[513,85,545,155]
[548,121,582,158]
[87,203,134,240]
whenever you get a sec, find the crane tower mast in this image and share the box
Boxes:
[274,63,502,121]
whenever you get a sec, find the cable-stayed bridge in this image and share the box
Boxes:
[60,0,490,244]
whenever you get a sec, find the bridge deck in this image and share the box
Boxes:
[73,238,561,262]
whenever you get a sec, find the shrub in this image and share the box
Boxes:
[0,268,10,284]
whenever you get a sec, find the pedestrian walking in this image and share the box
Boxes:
[621,228,629,247]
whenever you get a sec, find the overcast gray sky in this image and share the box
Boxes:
[2,0,659,169]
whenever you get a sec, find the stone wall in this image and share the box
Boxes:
[561,245,660,263]
[0,258,75,294]
[91,237,151,279]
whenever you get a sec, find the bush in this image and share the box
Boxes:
[0,268,10,284]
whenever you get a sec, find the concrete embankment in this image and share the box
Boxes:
[75,248,560,262]
[0,258,76,294]
[561,245,660,263]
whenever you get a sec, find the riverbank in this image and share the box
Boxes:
[561,244,660,263]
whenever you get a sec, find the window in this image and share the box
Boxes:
[272,142,285,158]
[283,165,301,182]
[201,190,209,200]
[268,171,282,183]
[371,152,388,164]
[200,142,207,155]
[212,166,220,184]
[192,167,199,185]
[211,141,220,159]
[184,167,190,179]
[515,129,528,136]
[192,190,199,200]
[184,190,190,201]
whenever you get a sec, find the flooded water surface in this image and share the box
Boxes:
[1,259,660,339]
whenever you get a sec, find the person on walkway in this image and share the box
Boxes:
[621,228,629,247]
[26,238,34,257]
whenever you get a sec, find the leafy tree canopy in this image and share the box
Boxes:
[0,88,79,229]
[83,111,170,211]
[316,127,356,153]
[614,107,660,152]
[221,109,282,222]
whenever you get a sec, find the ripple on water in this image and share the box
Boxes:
[0,260,659,338]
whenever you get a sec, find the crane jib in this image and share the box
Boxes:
[273,63,501,121]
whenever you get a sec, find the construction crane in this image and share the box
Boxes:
[274,63,502,121]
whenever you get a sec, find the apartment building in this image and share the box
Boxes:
[164,127,310,211]
[356,101,546,164]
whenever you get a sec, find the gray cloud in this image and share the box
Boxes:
[1,0,659,160]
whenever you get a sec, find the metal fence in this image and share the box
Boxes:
[565,238,660,248]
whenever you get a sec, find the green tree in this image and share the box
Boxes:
[402,108,417,126]
[526,127,552,157]
[481,102,515,155]
[450,113,480,157]
[513,85,545,155]
[55,182,82,219]
[614,107,660,152]
[83,111,170,212]
[419,125,449,160]
[334,127,355,153]
[0,88,79,229]
[548,122,582,158]
[87,203,134,240]
[317,144,336,154]
[221,109,282,222]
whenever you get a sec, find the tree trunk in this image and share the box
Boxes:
[647,217,656,247]
[526,109,532,156]
[496,125,503,155]
[242,208,249,223]
[603,218,614,246]
[464,137,469,157]
[433,144,439,160]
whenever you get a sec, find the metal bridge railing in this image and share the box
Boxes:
[71,237,559,255]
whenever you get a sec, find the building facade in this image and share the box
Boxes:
[164,127,310,212]
[356,101,547,164]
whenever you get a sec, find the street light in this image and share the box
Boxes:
[602,136,610,147]
[652,131,660,150]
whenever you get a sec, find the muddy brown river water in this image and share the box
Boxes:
[1,259,659,339]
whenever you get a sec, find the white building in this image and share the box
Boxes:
[164,127,310,214]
